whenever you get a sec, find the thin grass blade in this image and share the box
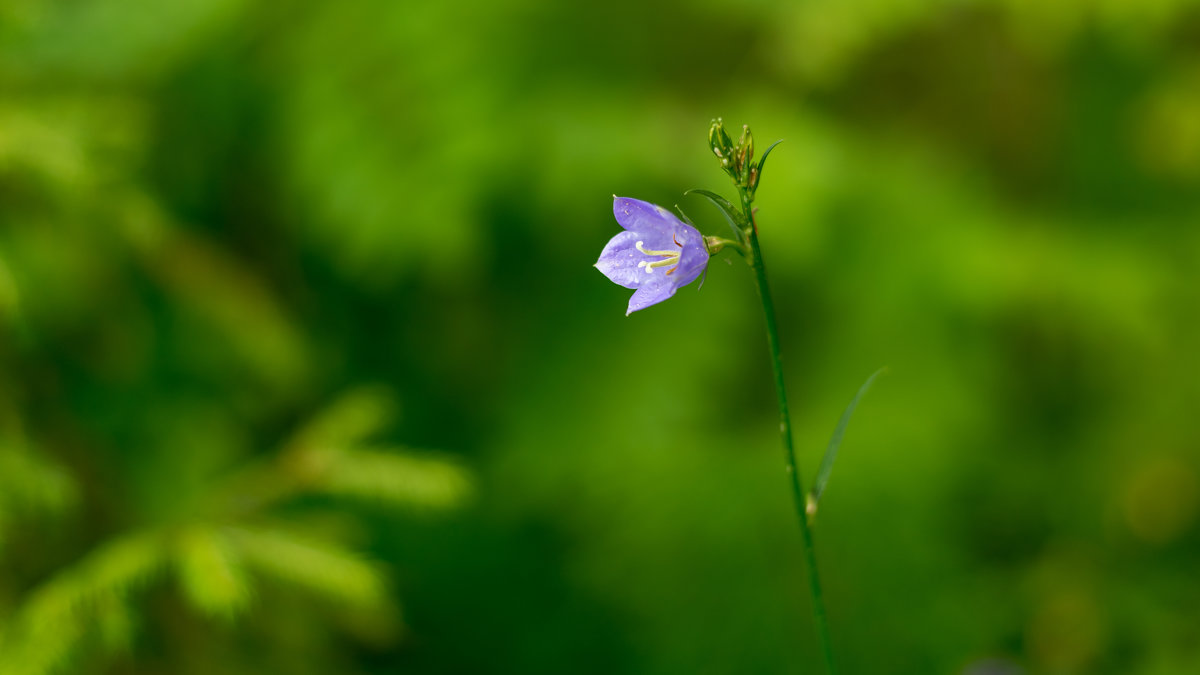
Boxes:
[810,367,886,512]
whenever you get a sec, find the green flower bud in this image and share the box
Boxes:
[709,118,735,169]
[736,125,755,182]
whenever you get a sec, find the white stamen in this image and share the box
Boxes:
[634,239,683,275]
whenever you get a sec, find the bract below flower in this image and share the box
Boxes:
[595,197,708,315]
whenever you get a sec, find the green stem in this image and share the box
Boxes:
[743,200,837,675]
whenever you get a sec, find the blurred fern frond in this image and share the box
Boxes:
[209,387,473,516]
[0,386,470,674]
[318,447,472,511]
[0,531,164,675]
[0,442,77,555]
[230,526,387,608]
[287,385,399,452]
[172,526,252,620]
[0,447,76,514]
[0,407,78,556]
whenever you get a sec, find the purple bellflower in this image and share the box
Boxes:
[596,197,710,315]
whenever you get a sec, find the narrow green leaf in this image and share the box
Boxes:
[755,139,784,180]
[685,189,746,239]
[809,367,886,512]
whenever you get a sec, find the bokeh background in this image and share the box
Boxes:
[2,1,1199,673]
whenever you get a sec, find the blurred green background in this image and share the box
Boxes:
[2,1,1199,673]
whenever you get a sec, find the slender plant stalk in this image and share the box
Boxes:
[743,201,838,675]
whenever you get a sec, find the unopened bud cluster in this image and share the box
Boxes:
[708,118,759,196]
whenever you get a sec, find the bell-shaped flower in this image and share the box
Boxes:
[595,197,709,315]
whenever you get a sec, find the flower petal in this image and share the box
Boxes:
[626,276,678,315]
[671,231,709,287]
[613,197,680,238]
[599,197,712,314]
[594,231,645,290]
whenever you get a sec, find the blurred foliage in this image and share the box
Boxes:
[0,384,468,675]
[2,0,1199,674]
